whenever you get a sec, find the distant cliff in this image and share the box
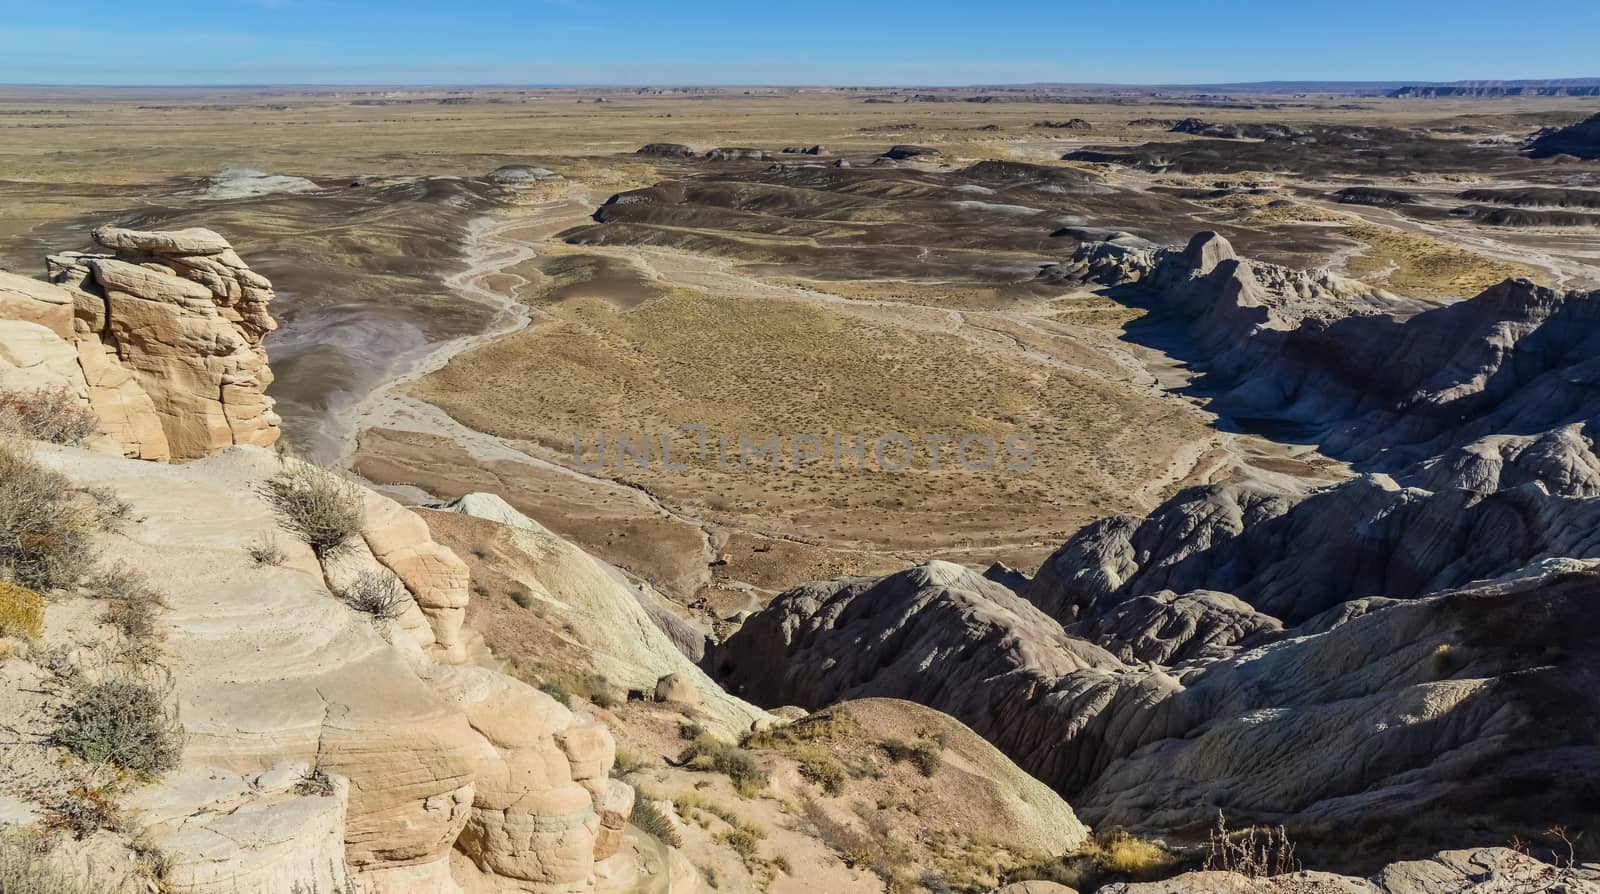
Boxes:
[1390,78,1600,97]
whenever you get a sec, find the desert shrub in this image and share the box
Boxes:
[717,826,762,860]
[292,768,336,797]
[345,573,405,617]
[246,532,287,567]
[509,588,534,609]
[1005,830,1177,891]
[680,733,768,798]
[794,746,848,795]
[742,707,860,749]
[81,486,134,531]
[612,745,648,775]
[0,443,97,591]
[90,562,166,642]
[0,387,98,446]
[538,677,574,706]
[584,672,620,709]
[1204,812,1299,878]
[262,465,366,559]
[1432,642,1458,676]
[51,677,182,776]
[629,797,682,847]
[0,581,45,641]
[880,737,943,777]
[128,832,173,886]
[339,570,407,620]
[770,852,793,875]
[0,830,104,893]
[41,786,124,840]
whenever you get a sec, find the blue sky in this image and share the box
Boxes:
[3,0,1597,86]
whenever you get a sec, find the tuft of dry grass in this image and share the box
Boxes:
[629,796,682,847]
[0,580,45,641]
[246,532,287,567]
[0,830,107,893]
[1093,831,1178,876]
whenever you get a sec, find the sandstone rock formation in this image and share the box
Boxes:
[0,224,281,462]
[422,492,769,736]
[39,446,633,894]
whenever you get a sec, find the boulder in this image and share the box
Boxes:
[652,672,700,706]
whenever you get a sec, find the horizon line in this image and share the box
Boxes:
[4,76,1599,91]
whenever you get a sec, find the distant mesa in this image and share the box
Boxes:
[485,164,562,184]
[704,146,773,161]
[1126,117,1177,128]
[1525,112,1600,160]
[781,145,827,155]
[1033,119,1092,130]
[1391,78,1600,98]
[881,144,940,160]
[202,167,318,201]
[634,142,696,158]
[862,96,899,104]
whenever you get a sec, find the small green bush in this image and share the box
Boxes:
[51,677,182,776]
[262,465,366,559]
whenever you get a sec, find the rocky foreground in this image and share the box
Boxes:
[3,223,1596,892]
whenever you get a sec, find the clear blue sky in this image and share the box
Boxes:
[3,0,1597,86]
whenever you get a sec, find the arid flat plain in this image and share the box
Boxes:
[4,85,1596,624]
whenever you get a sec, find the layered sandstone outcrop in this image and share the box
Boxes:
[0,225,281,462]
[423,492,769,735]
[43,445,633,894]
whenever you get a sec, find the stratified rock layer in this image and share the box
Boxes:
[47,446,631,894]
[2,224,284,461]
